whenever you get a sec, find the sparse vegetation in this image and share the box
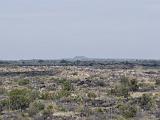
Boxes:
[8,88,32,110]
[0,60,159,119]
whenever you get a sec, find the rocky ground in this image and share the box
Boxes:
[0,65,160,120]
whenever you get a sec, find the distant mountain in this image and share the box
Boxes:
[72,56,89,61]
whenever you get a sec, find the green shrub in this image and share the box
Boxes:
[0,99,9,111]
[139,94,155,110]
[8,88,31,110]
[62,80,73,91]
[118,104,137,118]
[58,79,73,91]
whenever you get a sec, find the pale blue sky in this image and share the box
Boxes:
[0,0,160,60]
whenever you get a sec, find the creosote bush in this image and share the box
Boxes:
[8,88,32,110]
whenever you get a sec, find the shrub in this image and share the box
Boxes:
[111,77,139,97]
[120,76,139,92]
[118,104,137,118]
[129,79,139,92]
[61,80,73,91]
[29,101,45,116]
[110,85,129,98]
[0,99,9,111]
[139,94,155,110]
[8,88,31,110]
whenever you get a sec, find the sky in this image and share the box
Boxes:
[0,0,160,60]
